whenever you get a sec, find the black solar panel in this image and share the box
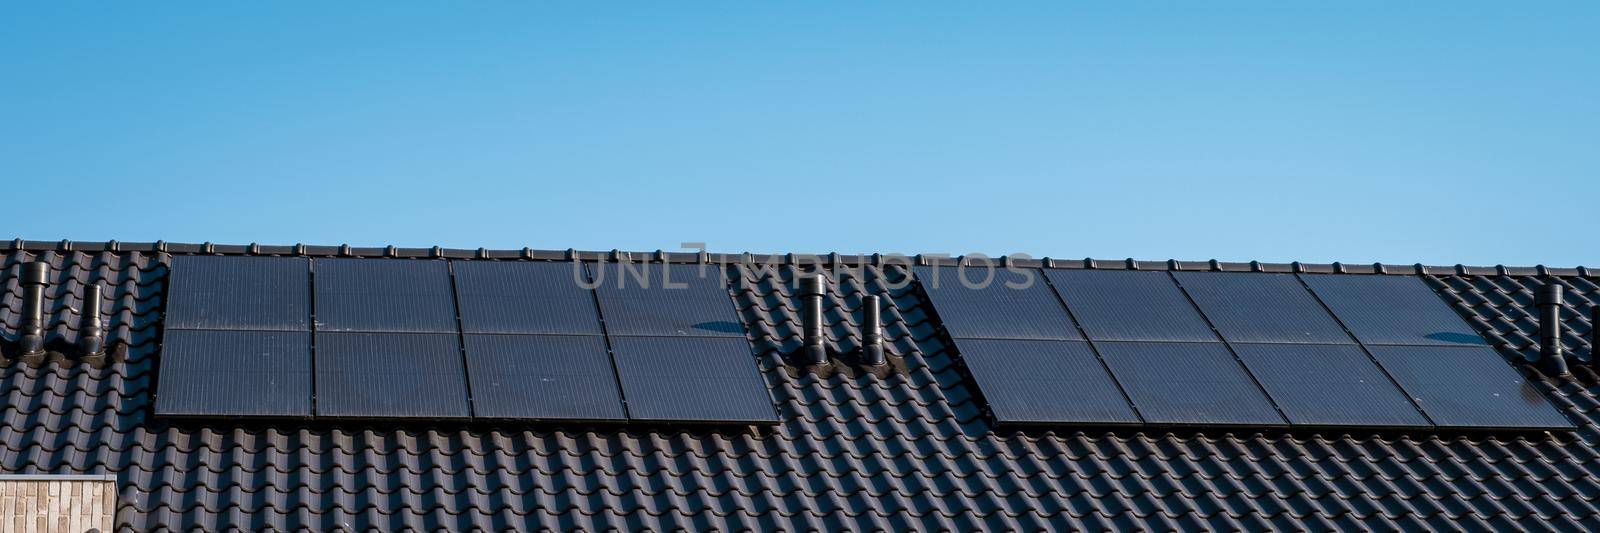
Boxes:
[609,336,778,423]
[155,330,313,417]
[452,261,603,335]
[1302,275,1487,346]
[1232,344,1430,428]
[165,256,311,331]
[1174,272,1351,344]
[463,334,626,420]
[315,332,471,418]
[1045,270,1214,342]
[1367,346,1572,430]
[312,259,458,333]
[592,263,745,337]
[956,339,1140,425]
[912,266,1080,340]
[1096,342,1285,426]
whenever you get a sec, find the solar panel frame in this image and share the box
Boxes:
[314,332,472,419]
[155,330,314,417]
[1301,274,1488,346]
[912,266,1081,341]
[609,336,778,424]
[1174,272,1352,344]
[452,261,604,335]
[165,256,311,331]
[462,334,627,421]
[1367,345,1573,430]
[592,262,747,337]
[956,339,1141,426]
[1232,343,1431,429]
[1096,341,1286,426]
[1045,269,1216,342]
[312,259,460,333]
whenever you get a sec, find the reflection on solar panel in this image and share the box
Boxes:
[1301,275,1487,346]
[165,256,310,331]
[1094,342,1285,426]
[453,261,602,334]
[1174,272,1350,344]
[1045,270,1214,342]
[610,336,778,423]
[912,266,1080,340]
[463,334,626,420]
[312,259,458,333]
[1368,346,1572,430]
[315,332,471,419]
[1232,343,1429,428]
[592,263,745,337]
[956,339,1139,425]
[155,330,313,417]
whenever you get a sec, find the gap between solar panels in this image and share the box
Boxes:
[157,256,778,425]
[912,264,1573,433]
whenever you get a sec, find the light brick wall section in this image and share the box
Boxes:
[0,476,116,533]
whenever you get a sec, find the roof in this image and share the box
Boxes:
[2,240,1598,530]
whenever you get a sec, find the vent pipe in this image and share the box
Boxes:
[80,284,104,356]
[1536,283,1568,375]
[800,274,827,364]
[19,262,48,354]
[862,295,886,366]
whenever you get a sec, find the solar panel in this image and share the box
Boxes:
[1232,344,1430,428]
[155,330,313,417]
[609,336,778,423]
[592,263,745,337]
[452,261,603,335]
[315,332,471,418]
[956,339,1140,425]
[463,334,626,420]
[165,256,310,331]
[1301,275,1487,346]
[312,259,458,333]
[912,266,1080,340]
[1173,272,1351,344]
[1367,346,1572,430]
[1045,270,1214,342]
[1096,342,1285,426]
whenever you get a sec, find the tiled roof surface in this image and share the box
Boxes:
[2,242,1599,530]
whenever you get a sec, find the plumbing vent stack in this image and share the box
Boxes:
[80,284,104,356]
[1536,283,1568,375]
[800,275,827,364]
[862,295,886,366]
[19,262,48,354]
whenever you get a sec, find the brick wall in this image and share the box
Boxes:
[0,476,116,533]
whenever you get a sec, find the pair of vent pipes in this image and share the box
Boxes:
[798,274,886,367]
[1534,282,1600,376]
[15,261,105,357]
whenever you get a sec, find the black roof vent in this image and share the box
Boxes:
[861,295,885,366]
[1536,283,1568,375]
[18,261,49,355]
[799,274,827,365]
[79,283,104,356]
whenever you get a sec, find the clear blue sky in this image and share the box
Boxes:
[4,3,1596,266]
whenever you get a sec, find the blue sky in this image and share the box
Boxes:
[3,3,1596,266]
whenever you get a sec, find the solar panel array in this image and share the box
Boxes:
[158,256,777,424]
[915,267,1572,432]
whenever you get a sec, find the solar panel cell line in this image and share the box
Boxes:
[156,330,313,417]
[165,256,311,331]
[1232,343,1430,428]
[1301,274,1487,346]
[463,334,626,420]
[1367,345,1573,430]
[955,339,1140,425]
[1044,269,1215,342]
[1173,272,1351,344]
[610,336,779,423]
[592,262,746,337]
[315,332,471,418]
[1095,341,1286,426]
[452,261,603,335]
[312,259,459,333]
[911,266,1080,340]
